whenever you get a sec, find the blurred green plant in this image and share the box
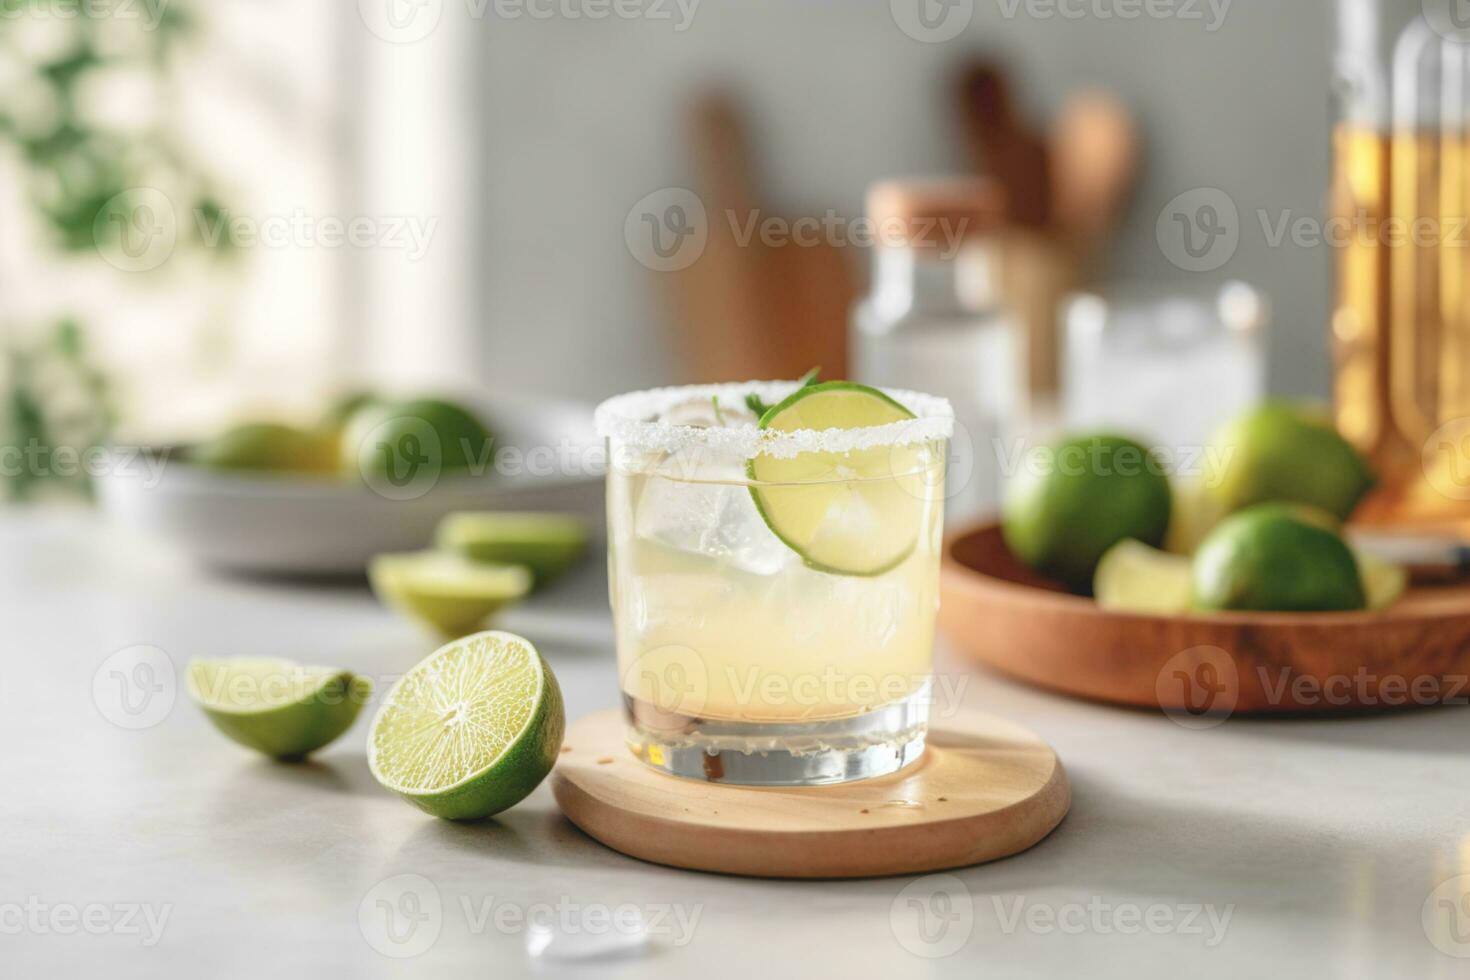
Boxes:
[2,319,114,502]
[0,2,230,500]
[0,0,228,257]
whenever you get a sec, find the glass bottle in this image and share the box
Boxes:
[1332,0,1470,511]
[852,178,1020,523]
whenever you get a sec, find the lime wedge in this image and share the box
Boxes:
[370,552,532,637]
[186,658,372,759]
[1165,477,1225,556]
[367,630,565,819]
[437,512,589,587]
[1355,548,1407,611]
[746,382,928,576]
[1094,539,1194,615]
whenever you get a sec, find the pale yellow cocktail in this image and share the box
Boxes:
[596,380,951,785]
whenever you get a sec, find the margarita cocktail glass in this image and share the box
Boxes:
[595,381,952,785]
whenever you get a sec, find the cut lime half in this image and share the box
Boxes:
[367,631,565,820]
[437,512,588,587]
[186,658,371,759]
[747,382,933,576]
[370,551,532,637]
[1093,540,1194,615]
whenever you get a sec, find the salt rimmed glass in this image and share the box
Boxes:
[595,381,952,786]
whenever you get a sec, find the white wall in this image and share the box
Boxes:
[460,0,1333,402]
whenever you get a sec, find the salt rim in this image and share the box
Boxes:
[593,381,954,460]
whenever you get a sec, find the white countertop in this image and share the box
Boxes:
[5,508,1469,978]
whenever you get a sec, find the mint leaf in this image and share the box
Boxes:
[745,367,819,421]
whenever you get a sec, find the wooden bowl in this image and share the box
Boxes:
[939,523,1470,713]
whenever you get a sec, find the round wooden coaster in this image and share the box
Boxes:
[551,709,1070,879]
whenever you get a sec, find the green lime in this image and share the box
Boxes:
[370,551,531,637]
[1002,433,1172,591]
[1193,504,1366,612]
[342,397,493,477]
[367,630,565,820]
[186,658,372,759]
[320,389,384,433]
[192,422,340,475]
[437,512,588,587]
[1206,403,1374,522]
[1093,539,1193,615]
[746,381,929,576]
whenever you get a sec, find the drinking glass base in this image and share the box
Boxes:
[621,683,930,786]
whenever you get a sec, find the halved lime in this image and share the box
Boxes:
[437,512,588,587]
[367,630,565,820]
[1093,539,1193,615]
[746,382,928,576]
[370,552,532,637]
[186,658,371,759]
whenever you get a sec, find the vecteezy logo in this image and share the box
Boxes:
[1156,188,1239,273]
[1424,0,1470,43]
[358,0,443,43]
[890,0,973,43]
[620,644,709,731]
[359,874,443,958]
[1422,417,1470,502]
[890,874,973,958]
[93,644,177,730]
[623,188,708,272]
[1156,645,1239,729]
[93,188,178,272]
[1423,875,1470,957]
[354,415,443,501]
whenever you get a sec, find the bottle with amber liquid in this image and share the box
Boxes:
[1333,0,1470,522]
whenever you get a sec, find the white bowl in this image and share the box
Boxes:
[96,396,605,575]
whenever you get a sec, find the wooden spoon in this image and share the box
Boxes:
[955,61,1053,229]
[1050,90,1139,264]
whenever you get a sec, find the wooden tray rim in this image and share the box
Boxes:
[943,523,1470,629]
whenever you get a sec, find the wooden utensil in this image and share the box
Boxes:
[553,708,1070,879]
[664,92,770,381]
[1000,228,1078,403]
[663,90,853,382]
[953,64,1140,405]
[955,62,1052,229]
[1050,90,1139,267]
[940,522,1470,713]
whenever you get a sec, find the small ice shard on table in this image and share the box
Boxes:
[524,906,651,963]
